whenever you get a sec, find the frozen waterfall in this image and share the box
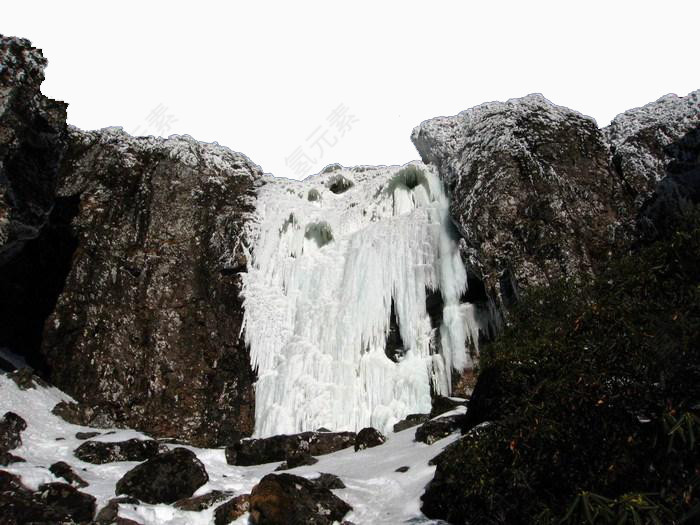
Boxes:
[242,163,480,437]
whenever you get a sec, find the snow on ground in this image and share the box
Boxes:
[243,163,480,438]
[0,374,458,524]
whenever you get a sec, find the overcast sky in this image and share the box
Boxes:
[4,1,698,179]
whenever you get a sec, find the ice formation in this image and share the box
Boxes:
[243,162,480,437]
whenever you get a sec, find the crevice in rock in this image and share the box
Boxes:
[0,194,80,375]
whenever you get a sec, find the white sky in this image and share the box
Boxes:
[4,1,698,180]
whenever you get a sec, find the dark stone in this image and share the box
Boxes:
[75,431,101,440]
[8,367,48,390]
[312,473,345,490]
[0,37,72,376]
[249,473,352,525]
[213,494,250,525]
[0,451,25,465]
[94,496,140,524]
[393,413,429,433]
[415,415,465,445]
[34,482,96,523]
[226,431,355,466]
[429,395,466,418]
[49,461,89,488]
[275,450,319,471]
[115,447,208,504]
[0,411,26,453]
[395,466,410,473]
[174,490,233,511]
[354,427,386,451]
[74,438,164,464]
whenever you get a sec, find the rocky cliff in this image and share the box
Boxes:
[411,91,699,314]
[1,33,697,456]
[0,36,260,447]
[43,127,261,447]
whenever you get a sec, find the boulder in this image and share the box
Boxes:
[49,461,88,488]
[354,427,385,451]
[174,490,233,511]
[312,473,345,490]
[94,496,140,524]
[275,450,319,471]
[0,473,70,524]
[34,482,96,523]
[429,396,467,418]
[213,494,250,525]
[74,438,164,464]
[8,367,48,390]
[393,413,429,433]
[0,411,26,453]
[249,473,352,524]
[226,431,355,466]
[115,447,208,504]
[415,414,465,445]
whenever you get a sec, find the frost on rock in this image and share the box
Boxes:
[243,163,480,437]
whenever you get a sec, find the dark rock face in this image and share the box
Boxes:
[249,473,352,525]
[354,427,386,451]
[0,37,260,448]
[415,414,465,445]
[606,92,700,241]
[40,126,261,447]
[174,490,233,511]
[49,461,88,488]
[214,494,250,525]
[0,411,26,454]
[0,37,70,372]
[605,90,700,210]
[412,94,625,312]
[226,431,356,466]
[115,447,208,504]
[0,36,67,264]
[74,438,164,464]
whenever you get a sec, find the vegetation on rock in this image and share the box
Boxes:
[423,213,700,524]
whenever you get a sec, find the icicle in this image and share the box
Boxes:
[242,163,480,437]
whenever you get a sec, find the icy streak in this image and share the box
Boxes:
[242,163,480,437]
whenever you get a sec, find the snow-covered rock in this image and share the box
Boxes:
[605,90,700,208]
[412,94,625,311]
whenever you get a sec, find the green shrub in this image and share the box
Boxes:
[423,214,700,524]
